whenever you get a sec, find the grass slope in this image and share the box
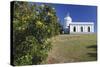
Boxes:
[44,34,97,64]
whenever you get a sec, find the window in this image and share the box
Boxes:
[81,26,83,32]
[88,27,90,32]
[73,26,76,32]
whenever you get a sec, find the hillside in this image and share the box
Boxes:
[43,34,97,64]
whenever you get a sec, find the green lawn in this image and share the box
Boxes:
[44,34,97,64]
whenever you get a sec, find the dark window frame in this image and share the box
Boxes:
[73,26,76,32]
[88,26,90,32]
[80,26,83,32]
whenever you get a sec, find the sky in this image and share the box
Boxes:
[51,3,97,32]
[31,2,97,32]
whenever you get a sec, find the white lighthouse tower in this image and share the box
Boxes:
[63,13,72,33]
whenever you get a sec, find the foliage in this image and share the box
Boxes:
[12,1,60,66]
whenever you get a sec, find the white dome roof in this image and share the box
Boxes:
[64,14,72,21]
[64,13,72,27]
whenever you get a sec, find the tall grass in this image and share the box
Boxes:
[44,34,97,64]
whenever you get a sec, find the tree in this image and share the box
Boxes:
[12,1,60,66]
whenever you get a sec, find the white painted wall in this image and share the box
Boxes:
[70,23,94,34]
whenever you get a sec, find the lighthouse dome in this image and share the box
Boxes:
[64,13,72,27]
[64,13,72,22]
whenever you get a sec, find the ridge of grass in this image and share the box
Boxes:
[43,34,97,64]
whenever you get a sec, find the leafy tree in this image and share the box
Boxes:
[12,1,60,66]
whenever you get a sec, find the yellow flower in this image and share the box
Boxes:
[27,16,30,19]
[36,21,43,28]
[48,12,53,16]
[48,12,50,16]
[47,29,50,33]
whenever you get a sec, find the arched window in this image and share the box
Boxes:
[81,26,83,32]
[88,27,90,32]
[73,26,76,32]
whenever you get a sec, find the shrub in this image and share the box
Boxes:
[12,1,60,66]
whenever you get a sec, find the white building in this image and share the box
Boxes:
[63,13,94,34]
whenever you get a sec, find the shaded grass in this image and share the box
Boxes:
[43,34,97,64]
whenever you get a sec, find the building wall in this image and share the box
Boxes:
[69,24,94,34]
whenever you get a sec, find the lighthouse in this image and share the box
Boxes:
[63,13,72,33]
[63,13,94,34]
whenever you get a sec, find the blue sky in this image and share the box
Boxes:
[31,2,97,32]
[51,4,97,32]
